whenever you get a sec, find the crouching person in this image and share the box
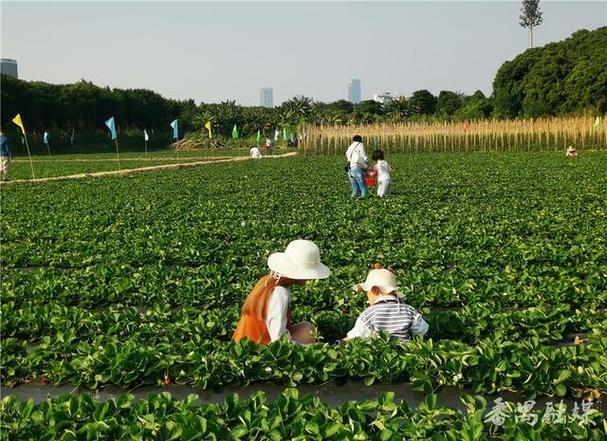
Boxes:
[233,240,331,345]
[344,264,428,341]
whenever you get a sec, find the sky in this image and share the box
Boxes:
[1,1,606,105]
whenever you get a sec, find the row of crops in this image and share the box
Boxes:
[2,390,606,440]
[1,152,606,436]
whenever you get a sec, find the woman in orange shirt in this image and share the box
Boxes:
[233,240,330,345]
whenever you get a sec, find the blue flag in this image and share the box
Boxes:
[43,131,49,145]
[170,119,179,140]
[105,117,117,140]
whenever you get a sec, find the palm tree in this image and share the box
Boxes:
[281,96,313,122]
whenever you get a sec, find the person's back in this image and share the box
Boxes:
[345,265,428,340]
[0,133,11,157]
[375,159,391,181]
[373,150,392,197]
[0,129,12,181]
[346,135,368,198]
[347,296,427,340]
[346,141,367,169]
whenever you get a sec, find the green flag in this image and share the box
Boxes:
[232,124,239,139]
[594,116,601,129]
[282,128,288,141]
[204,121,212,139]
[256,130,261,144]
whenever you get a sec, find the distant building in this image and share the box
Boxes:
[260,88,273,108]
[1,59,18,78]
[348,79,361,104]
[373,92,398,105]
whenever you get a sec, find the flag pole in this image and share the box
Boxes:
[23,133,35,179]
[42,131,51,156]
[115,137,121,170]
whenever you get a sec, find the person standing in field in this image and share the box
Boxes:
[372,149,392,197]
[344,264,428,341]
[250,146,262,159]
[233,240,331,345]
[346,135,368,198]
[265,138,273,154]
[0,127,14,181]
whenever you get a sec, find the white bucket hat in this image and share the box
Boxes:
[353,267,405,299]
[267,240,331,280]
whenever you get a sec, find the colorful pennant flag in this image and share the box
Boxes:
[282,128,288,141]
[274,129,279,141]
[232,124,239,140]
[104,117,117,140]
[594,116,601,129]
[205,121,212,139]
[170,119,179,140]
[12,114,26,134]
[256,130,261,144]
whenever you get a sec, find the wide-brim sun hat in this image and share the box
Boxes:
[353,267,405,299]
[267,239,331,280]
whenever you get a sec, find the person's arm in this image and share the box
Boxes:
[359,144,368,164]
[266,287,290,341]
[344,312,373,340]
[409,310,429,337]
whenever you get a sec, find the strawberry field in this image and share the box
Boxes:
[1,152,606,438]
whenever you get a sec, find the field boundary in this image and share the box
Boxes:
[4,381,587,411]
[10,156,238,163]
[1,152,297,186]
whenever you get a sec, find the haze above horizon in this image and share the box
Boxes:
[1,1,605,105]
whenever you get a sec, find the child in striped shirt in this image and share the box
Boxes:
[344,264,428,341]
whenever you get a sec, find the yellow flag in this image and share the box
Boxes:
[12,114,25,134]
[204,121,212,139]
[594,116,600,129]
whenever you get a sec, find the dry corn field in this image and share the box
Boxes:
[301,116,606,155]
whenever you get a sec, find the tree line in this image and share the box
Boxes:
[1,26,604,142]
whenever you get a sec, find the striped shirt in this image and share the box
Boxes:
[346,295,429,340]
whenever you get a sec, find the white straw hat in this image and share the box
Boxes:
[267,240,331,280]
[353,267,404,299]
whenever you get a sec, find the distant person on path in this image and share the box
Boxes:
[343,264,428,341]
[233,240,331,345]
[372,149,392,197]
[250,146,262,159]
[0,127,13,181]
[566,145,577,158]
[346,135,368,198]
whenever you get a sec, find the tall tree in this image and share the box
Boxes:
[519,0,543,49]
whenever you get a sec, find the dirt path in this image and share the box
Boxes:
[11,156,237,163]
[1,152,297,186]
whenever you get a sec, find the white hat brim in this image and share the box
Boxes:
[353,282,405,299]
[268,252,331,280]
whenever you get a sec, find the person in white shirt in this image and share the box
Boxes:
[372,149,392,197]
[566,145,577,158]
[250,146,262,159]
[233,240,331,345]
[345,135,368,198]
[344,264,428,341]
